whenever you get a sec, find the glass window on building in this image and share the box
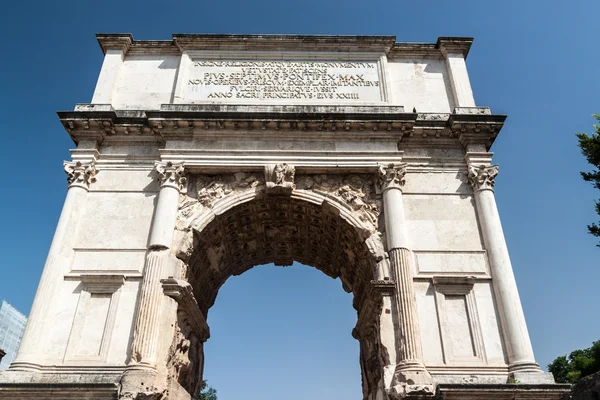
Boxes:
[0,300,27,370]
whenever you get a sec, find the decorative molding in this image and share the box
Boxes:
[264,163,295,194]
[57,107,505,152]
[130,250,175,365]
[433,275,487,365]
[63,161,97,189]
[161,277,210,341]
[64,274,124,363]
[376,163,406,192]
[296,174,380,229]
[96,33,133,55]
[467,164,499,192]
[156,161,187,190]
[353,279,396,338]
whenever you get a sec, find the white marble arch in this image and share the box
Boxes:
[169,176,394,400]
[0,33,569,400]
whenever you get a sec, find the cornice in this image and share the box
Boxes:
[96,33,133,55]
[450,110,506,151]
[174,34,397,53]
[95,33,474,58]
[58,104,505,150]
[436,36,473,58]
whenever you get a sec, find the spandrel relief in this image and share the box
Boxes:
[296,174,381,229]
[176,172,262,229]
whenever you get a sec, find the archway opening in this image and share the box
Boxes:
[204,262,361,400]
[180,193,386,399]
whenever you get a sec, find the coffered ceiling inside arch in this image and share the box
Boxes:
[187,196,378,316]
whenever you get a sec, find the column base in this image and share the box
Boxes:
[389,362,435,398]
[119,367,166,399]
[508,361,556,384]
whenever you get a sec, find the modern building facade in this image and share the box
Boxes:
[0,301,27,370]
[0,33,571,399]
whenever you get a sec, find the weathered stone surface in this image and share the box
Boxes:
[0,33,570,400]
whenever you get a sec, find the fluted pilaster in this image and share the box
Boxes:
[128,161,185,368]
[377,163,433,397]
[389,247,423,364]
[130,250,172,365]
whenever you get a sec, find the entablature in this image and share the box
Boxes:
[58,104,505,151]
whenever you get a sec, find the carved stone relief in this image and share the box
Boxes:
[166,310,204,398]
[156,161,187,190]
[264,163,295,194]
[176,172,262,230]
[295,174,381,230]
[467,164,499,192]
[63,160,97,188]
[171,170,387,399]
[376,163,406,192]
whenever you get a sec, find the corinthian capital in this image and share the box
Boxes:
[377,163,406,191]
[63,161,97,189]
[156,161,186,190]
[468,164,499,192]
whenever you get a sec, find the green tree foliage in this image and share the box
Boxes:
[576,114,600,246]
[198,380,217,400]
[548,341,600,383]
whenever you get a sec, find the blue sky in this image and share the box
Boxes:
[1,0,599,398]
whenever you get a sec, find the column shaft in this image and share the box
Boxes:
[389,247,424,365]
[130,250,172,365]
[474,188,539,371]
[378,164,432,396]
[128,161,184,368]
[149,184,180,248]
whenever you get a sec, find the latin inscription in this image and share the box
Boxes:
[186,60,382,103]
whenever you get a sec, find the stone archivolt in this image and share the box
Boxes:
[177,170,381,233]
[185,194,377,314]
[296,174,380,229]
[169,169,391,399]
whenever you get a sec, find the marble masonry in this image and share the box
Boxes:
[0,34,570,399]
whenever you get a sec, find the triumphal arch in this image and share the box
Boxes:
[0,34,569,399]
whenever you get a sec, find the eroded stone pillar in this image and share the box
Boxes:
[377,164,433,398]
[13,161,97,368]
[466,153,552,383]
[129,161,185,368]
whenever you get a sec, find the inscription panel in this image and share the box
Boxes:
[185,60,383,103]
